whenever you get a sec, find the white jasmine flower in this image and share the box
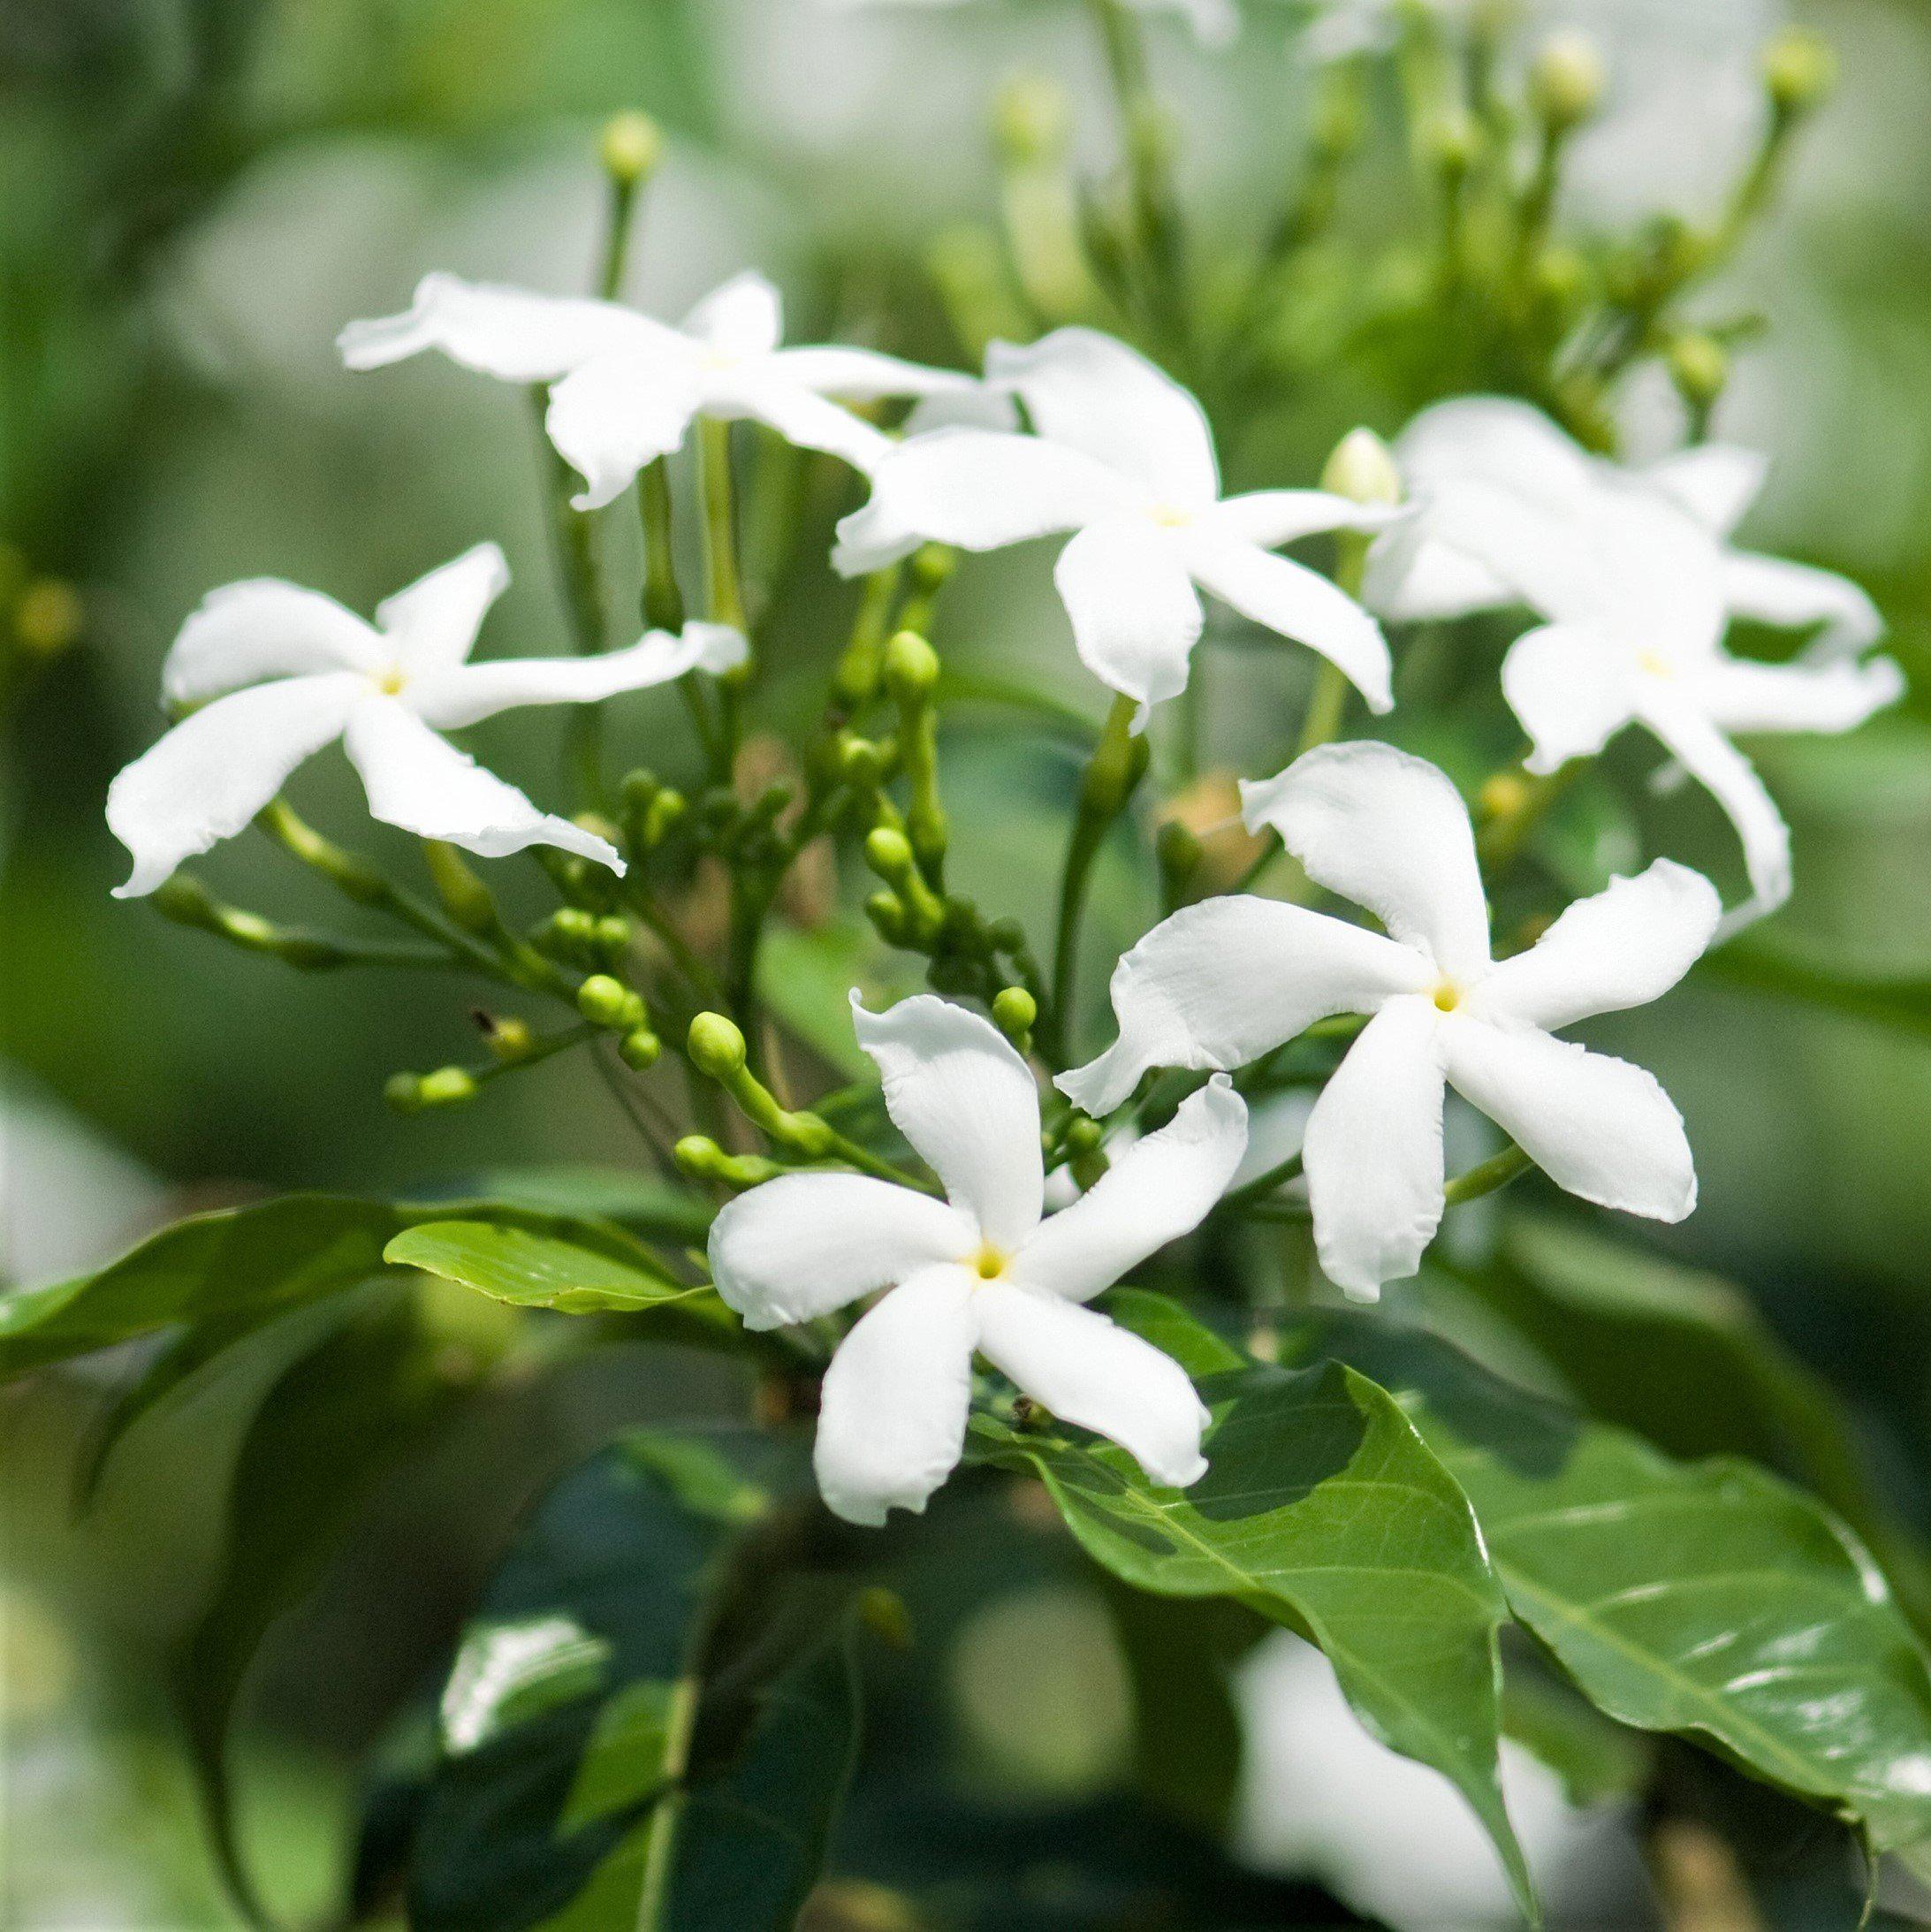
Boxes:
[1366,398,1904,917]
[709,993,1249,1525]
[818,0,1241,49]
[339,270,973,510]
[107,544,743,896]
[835,328,1394,726]
[1060,742,1719,1301]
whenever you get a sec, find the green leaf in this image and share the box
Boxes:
[174,1282,472,1928]
[384,1218,701,1318]
[410,1431,861,1932]
[0,1195,418,1381]
[1334,1318,1931,1864]
[969,1291,1537,1921]
[1463,1218,1931,1632]
[1697,940,1931,1044]
[420,1168,713,1244]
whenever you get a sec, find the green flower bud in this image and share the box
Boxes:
[688,1011,748,1079]
[992,986,1037,1046]
[423,840,497,934]
[593,914,633,958]
[883,630,940,706]
[642,789,687,846]
[1320,428,1403,508]
[992,72,1071,165]
[864,825,916,882]
[910,544,957,594]
[865,889,908,944]
[577,973,641,1029]
[598,110,664,185]
[1062,1115,1105,1158]
[13,579,81,658]
[384,1072,424,1114]
[485,1015,536,1063]
[619,1026,661,1071]
[150,873,219,930]
[838,734,891,790]
[1762,27,1836,117]
[1530,30,1607,131]
[417,1066,478,1108]
[1668,333,1730,409]
[1423,106,1479,179]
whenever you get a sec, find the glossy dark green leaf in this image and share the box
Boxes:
[410,1431,861,1932]
[1336,1318,1931,1864]
[175,1282,472,1929]
[1462,1218,1931,1632]
[422,1168,713,1244]
[969,1290,1535,1921]
[384,1218,695,1317]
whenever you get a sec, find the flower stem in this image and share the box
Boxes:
[1444,1142,1532,1206]
[635,1671,702,1930]
[1053,694,1145,1061]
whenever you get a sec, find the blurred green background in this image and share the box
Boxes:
[5,0,1931,1922]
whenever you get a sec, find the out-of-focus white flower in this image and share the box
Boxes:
[1367,397,1904,919]
[818,0,1241,49]
[107,545,743,895]
[836,328,1394,726]
[1061,742,1718,1300]
[709,993,1248,1525]
[340,270,973,509]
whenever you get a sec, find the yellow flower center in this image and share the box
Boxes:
[375,666,408,696]
[1637,649,1675,680]
[1150,503,1194,529]
[1433,980,1462,1014]
[971,1244,1009,1282]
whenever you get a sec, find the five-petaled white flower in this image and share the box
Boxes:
[1365,397,1904,920]
[834,328,1394,727]
[339,270,973,511]
[709,993,1250,1525]
[1059,742,1719,1301]
[818,0,1240,48]
[107,544,743,896]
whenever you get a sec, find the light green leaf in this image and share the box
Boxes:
[969,1291,1537,1921]
[1336,1318,1931,1865]
[384,1218,697,1317]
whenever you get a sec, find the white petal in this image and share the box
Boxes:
[1182,530,1392,712]
[1303,996,1447,1302]
[901,384,1024,437]
[986,327,1219,506]
[813,1266,979,1526]
[832,429,1132,575]
[1362,526,1515,623]
[1500,623,1638,774]
[1015,1076,1248,1303]
[850,993,1045,1251]
[974,1284,1208,1489]
[1057,894,1432,1118]
[1440,1016,1695,1222]
[1474,860,1720,1033]
[1645,445,1768,536]
[1719,553,1885,660]
[339,696,620,869]
[407,624,747,730]
[108,673,362,897]
[546,352,703,511]
[162,581,380,705]
[707,1172,975,1330]
[767,344,975,401]
[376,544,508,674]
[1205,490,1392,549]
[1054,518,1203,725]
[1637,689,1791,913]
[681,270,784,358]
[703,368,894,473]
[1584,482,1729,663]
[1238,742,1490,985]
[1687,652,1904,736]
[1395,397,1599,510]
[338,273,669,380]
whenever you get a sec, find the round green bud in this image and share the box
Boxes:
[1762,27,1835,116]
[150,873,218,928]
[593,914,632,957]
[1155,817,1204,880]
[688,1011,748,1079]
[1062,1115,1105,1157]
[598,110,664,184]
[1668,333,1730,408]
[992,986,1037,1042]
[1530,30,1607,130]
[1320,428,1403,508]
[384,1072,423,1114]
[883,630,940,706]
[14,579,81,657]
[674,1134,724,1180]
[576,973,637,1029]
[485,1015,535,1063]
[863,825,916,881]
[619,1027,661,1071]
[620,768,660,810]
[642,789,687,845]
[992,72,1071,164]
[837,734,889,789]
[1532,245,1589,309]
[418,1066,479,1108]
[865,889,908,943]
[911,543,958,592]
[1423,106,1479,177]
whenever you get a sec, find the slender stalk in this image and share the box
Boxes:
[1052,695,1144,1059]
[1444,1142,1531,1206]
[638,459,687,634]
[635,1672,703,1928]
